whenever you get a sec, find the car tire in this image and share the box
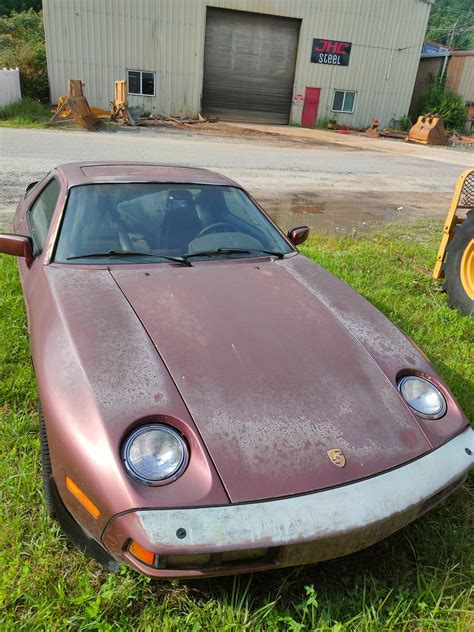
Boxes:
[39,403,58,518]
[443,210,474,316]
[38,402,120,572]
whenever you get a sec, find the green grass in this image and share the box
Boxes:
[0,97,50,128]
[0,222,472,630]
[313,117,332,130]
[0,98,107,131]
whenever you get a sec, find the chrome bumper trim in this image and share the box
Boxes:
[137,428,473,550]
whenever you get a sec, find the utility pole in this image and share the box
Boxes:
[440,22,457,84]
[448,22,458,50]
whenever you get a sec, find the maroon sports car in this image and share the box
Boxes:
[1,162,472,578]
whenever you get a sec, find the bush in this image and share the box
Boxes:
[418,86,467,132]
[0,97,50,125]
[0,9,48,102]
[400,115,412,131]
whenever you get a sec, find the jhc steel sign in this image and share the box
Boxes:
[311,38,352,66]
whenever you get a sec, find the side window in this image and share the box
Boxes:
[28,178,60,252]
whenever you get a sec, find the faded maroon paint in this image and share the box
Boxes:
[4,161,470,575]
[289,226,310,246]
[28,267,229,539]
[281,255,469,447]
[111,258,438,503]
[0,234,33,265]
[60,162,240,188]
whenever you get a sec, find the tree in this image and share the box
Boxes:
[419,86,467,132]
[0,9,48,102]
[426,0,474,51]
[0,1,41,16]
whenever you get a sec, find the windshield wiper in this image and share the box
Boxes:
[67,248,287,265]
[181,248,288,262]
[181,248,252,261]
[66,250,191,265]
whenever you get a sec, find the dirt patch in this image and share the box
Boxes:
[133,120,358,151]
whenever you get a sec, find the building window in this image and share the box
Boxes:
[127,70,155,96]
[332,90,356,113]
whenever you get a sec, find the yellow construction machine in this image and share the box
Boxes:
[433,168,474,315]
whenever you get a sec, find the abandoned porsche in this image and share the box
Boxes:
[0,162,472,578]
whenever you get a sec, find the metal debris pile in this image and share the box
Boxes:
[48,79,220,131]
[48,80,469,146]
[138,113,219,127]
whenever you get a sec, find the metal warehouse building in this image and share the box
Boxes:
[43,0,434,128]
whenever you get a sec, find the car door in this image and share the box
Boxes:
[18,176,62,303]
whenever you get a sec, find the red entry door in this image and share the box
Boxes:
[301,87,320,128]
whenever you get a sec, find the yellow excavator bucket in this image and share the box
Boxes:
[407,113,448,146]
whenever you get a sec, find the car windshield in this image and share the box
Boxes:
[55,183,293,264]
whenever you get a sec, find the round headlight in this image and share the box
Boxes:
[397,376,447,419]
[123,424,188,485]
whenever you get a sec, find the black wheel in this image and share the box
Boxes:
[39,403,58,518]
[443,210,474,316]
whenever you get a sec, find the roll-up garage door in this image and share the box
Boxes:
[202,8,300,124]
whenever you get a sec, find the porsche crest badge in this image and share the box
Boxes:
[327,448,346,468]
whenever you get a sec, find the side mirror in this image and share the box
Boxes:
[0,234,34,267]
[288,226,310,246]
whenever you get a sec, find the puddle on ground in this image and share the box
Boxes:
[258,190,448,235]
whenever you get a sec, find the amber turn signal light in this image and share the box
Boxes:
[65,476,101,519]
[128,539,155,566]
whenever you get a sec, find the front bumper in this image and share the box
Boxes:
[102,427,473,578]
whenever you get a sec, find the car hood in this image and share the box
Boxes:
[111,256,434,503]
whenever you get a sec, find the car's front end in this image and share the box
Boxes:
[101,426,472,577]
[35,256,473,578]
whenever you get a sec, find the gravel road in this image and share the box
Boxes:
[1,125,472,234]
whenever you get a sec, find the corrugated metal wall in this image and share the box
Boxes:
[457,57,474,102]
[447,54,474,103]
[43,0,431,128]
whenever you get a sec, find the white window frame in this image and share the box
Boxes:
[332,90,357,113]
[127,69,156,97]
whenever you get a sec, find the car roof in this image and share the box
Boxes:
[55,162,241,188]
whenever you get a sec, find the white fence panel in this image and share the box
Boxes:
[0,68,21,108]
